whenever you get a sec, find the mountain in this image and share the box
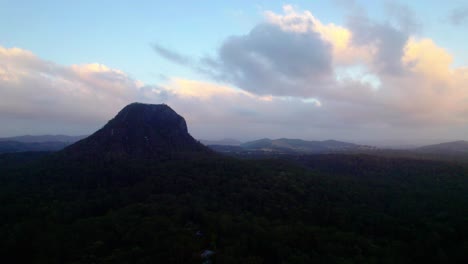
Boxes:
[62,102,210,159]
[0,134,86,143]
[0,140,70,154]
[416,140,468,153]
[240,138,362,153]
[200,138,242,146]
[0,135,86,154]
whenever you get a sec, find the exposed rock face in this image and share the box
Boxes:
[63,103,210,159]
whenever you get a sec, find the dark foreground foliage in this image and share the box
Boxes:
[1,152,468,263]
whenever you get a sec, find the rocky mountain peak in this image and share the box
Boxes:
[62,103,210,159]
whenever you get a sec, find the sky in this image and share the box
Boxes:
[1,0,468,145]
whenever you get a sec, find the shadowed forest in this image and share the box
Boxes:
[2,151,468,263]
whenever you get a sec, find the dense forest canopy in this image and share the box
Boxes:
[1,151,468,263]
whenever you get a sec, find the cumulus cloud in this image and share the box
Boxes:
[264,5,370,66]
[152,5,468,142]
[2,4,468,144]
[202,22,333,97]
[0,45,325,139]
[0,46,144,135]
[402,38,453,80]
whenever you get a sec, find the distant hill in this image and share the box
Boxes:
[200,138,242,146]
[62,102,210,160]
[0,135,86,143]
[239,138,365,153]
[0,135,87,154]
[416,140,468,153]
[0,141,71,154]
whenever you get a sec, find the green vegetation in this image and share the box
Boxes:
[1,153,468,263]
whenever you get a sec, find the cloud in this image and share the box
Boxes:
[0,46,144,135]
[402,37,453,80]
[264,5,370,66]
[448,6,468,25]
[0,45,326,139]
[346,14,409,75]
[154,78,333,139]
[3,4,468,144]
[151,5,468,141]
[384,1,421,33]
[201,22,333,97]
[153,43,192,65]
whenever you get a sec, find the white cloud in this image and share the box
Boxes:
[2,5,468,144]
[200,22,334,97]
[0,47,143,135]
[264,5,373,65]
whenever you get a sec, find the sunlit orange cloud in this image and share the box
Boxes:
[0,46,34,57]
[154,78,324,129]
[164,78,252,100]
[402,38,453,81]
[0,47,140,124]
[70,63,138,98]
[261,5,468,125]
[264,5,374,65]
[0,47,39,81]
[162,78,321,105]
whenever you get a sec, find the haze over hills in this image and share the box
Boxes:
[4,131,468,159]
[241,138,365,153]
[416,140,468,153]
[0,141,70,154]
[199,138,242,146]
[2,107,468,158]
[208,138,375,155]
[0,135,86,153]
[0,134,86,143]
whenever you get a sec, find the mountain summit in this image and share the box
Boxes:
[63,103,209,159]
